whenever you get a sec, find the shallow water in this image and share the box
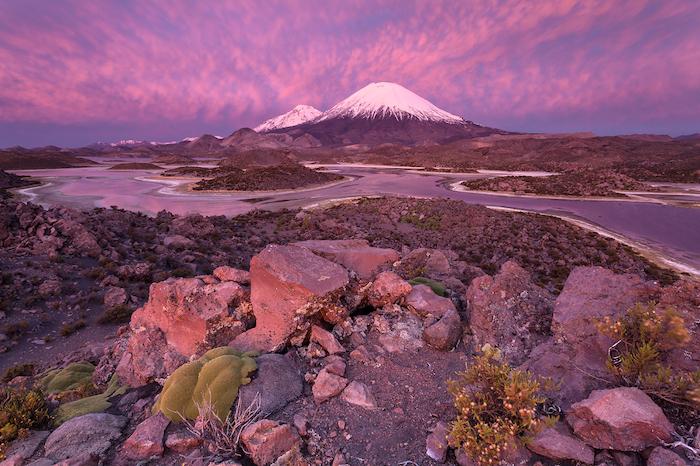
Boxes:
[11,163,700,274]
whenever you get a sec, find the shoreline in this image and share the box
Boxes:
[140,174,354,197]
[486,205,700,277]
[448,180,687,205]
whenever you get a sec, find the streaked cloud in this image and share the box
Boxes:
[0,0,698,145]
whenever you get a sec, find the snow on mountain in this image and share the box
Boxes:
[254,104,322,132]
[317,82,464,124]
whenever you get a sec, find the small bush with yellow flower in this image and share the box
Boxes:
[0,387,51,459]
[597,301,700,409]
[448,345,554,466]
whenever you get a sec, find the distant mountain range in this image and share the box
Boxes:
[3,82,698,155]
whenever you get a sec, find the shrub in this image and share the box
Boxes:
[60,319,86,336]
[0,388,51,456]
[408,277,447,297]
[1,364,34,383]
[448,346,553,466]
[597,302,699,409]
[97,304,133,324]
[153,347,257,422]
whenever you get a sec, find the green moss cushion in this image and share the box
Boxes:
[41,362,95,394]
[154,347,257,422]
[54,374,126,425]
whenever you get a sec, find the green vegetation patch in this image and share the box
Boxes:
[153,347,257,422]
[40,362,95,394]
[409,277,447,297]
[54,374,126,425]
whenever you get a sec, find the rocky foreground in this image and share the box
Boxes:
[0,196,697,465]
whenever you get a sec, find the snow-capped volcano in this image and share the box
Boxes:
[318,82,464,124]
[255,104,322,132]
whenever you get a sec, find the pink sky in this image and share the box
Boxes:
[1,0,699,146]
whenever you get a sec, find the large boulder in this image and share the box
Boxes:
[292,239,399,279]
[238,353,303,415]
[466,261,554,364]
[232,245,349,352]
[566,387,674,451]
[44,413,127,462]
[131,277,247,355]
[524,267,658,406]
[116,274,247,385]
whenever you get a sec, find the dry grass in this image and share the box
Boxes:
[179,391,262,459]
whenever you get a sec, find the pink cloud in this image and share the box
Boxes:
[0,0,698,141]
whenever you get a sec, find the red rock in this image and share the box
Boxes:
[405,284,455,318]
[422,308,461,351]
[103,286,128,308]
[566,387,674,451]
[121,413,170,460]
[312,368,349,403]
[646,447,686,466]
[233,245,349,352]
[527,425,594,464]
[310,325,345,354]
[425,421,449,462]
[340,381,377,409]
[367,271,411,308]
[465,261,553,364]
[116,276,247,385]
[322,355,347,376]
[131,277,247,356]
[240,420,301,466]
[349,345,371,363]
[165,432,202,453]
[213,266,251,284]
[552,267,657,349]
[292,239,399,279]
[524,267,658,406]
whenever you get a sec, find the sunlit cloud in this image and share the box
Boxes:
[0,0,698,145]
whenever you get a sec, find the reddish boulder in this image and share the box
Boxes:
[240,420,301,466]
[466,261,554,364]
[646,447,686,466]
[117,274,247,385]
[566,387,674,451]
[367,271,411,308]
[422,308,462,351]
[164,431,202,454]
[121,413,169,460]
[524,267,658,406]
[312,368,349,403]
[293,239,399,279]
[131,277,247,356]
[527,425,594,464]
[552,266,657,349]
[103,286,128,308]
[406,284,455,318]
[233,245,349,352]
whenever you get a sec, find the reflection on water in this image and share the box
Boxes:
[10,163,700,274]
